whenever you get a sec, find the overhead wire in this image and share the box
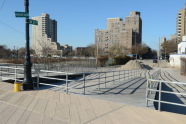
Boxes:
[0,0,6,12]
[0,0,24,36]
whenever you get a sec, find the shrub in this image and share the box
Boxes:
[97,56,109,67]
[113,55,131,65]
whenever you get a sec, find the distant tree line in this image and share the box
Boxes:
[0,45,12,58]
[0,45,35,59]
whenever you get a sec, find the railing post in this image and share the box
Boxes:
[83,73,85,95]
[98,72,100,91]
[135,70,136,77]
[66,73,68,94]
[158,81,162,111]
[15,68,17,83]
[119,70,120,82]
[105,72,106,88]
[113,71,114,84]
[127,70,129,80]
[124,70,125,81]
[0,66,2,82]
[36,70,40,88]
[146,78,149,107]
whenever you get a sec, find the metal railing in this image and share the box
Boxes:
[0,66,142,94]
[146,78,186,111]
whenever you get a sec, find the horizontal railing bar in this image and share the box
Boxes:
[148,79,186,85]
[39,82,74,90]
[147,89,186,96]
[0,71,15,75]
[147,98,186,107]
[0,66,24,70]
[39,76,73,81]
[39,82,66,88]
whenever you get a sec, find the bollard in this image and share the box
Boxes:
[14,82,22,92]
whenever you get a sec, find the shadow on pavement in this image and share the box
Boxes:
[154,83,186,115]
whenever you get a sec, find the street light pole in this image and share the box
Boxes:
[23,0,33,90]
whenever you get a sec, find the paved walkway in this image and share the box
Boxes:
[0,82,186,124]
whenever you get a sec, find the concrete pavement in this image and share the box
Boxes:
[0,82,186,124]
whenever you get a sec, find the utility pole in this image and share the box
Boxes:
[158,37,160,67]
[96,42,98,68]
[15,0,38,90]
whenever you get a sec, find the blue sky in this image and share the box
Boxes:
[0,0,185,50]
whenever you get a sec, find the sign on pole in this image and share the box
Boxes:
[15,12,29,18]
[29,19,38,25]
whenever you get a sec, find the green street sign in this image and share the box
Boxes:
[29,19,38,25]
[15,12,29,17]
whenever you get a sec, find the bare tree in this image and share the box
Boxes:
[161,39,177,57]
[108,43,129,57]
[35,39,52,57]
[131,43,149,56]
[85,44,96,57]
[18,47,35,58]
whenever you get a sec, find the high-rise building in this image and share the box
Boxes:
[95,11,142,55]
[176,5,186,42]
[32,13,60,55]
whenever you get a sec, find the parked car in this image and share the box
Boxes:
[153,59,158,63]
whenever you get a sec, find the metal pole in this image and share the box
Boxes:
[123,70,125,81]
[98,72,100,91]
[127,70,129,80]
[146,78,149,107]
[0,67,2,82]
[36,70,40,88]
[15,68,17,83]
[66,73,68,94]
[119,71,120,82]
[113,71,114,84]
[83,73,85,95]
[105,72,106,88]
[23,0,33,90]
[158,81,162,111]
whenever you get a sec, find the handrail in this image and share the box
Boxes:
[146,78,186,111]
[0,66,142,94]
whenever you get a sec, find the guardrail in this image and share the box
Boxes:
[0,66,142,94]
[146,78,186,111]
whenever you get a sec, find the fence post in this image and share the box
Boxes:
[128,70,129,79]
[124,70,125,81]
[14,68,17,83]
[146,78,149,107]
[135,70,136,78]
[83,73,85,95]
[66,73,68,94]
[105,72,106,88]
[158,81,162,111]
[135,70,136,77]
[37,70,40,88]
[0,66,2,82]
[119,71,120,82]
[113,71,115,84]
[98,72,100,91]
